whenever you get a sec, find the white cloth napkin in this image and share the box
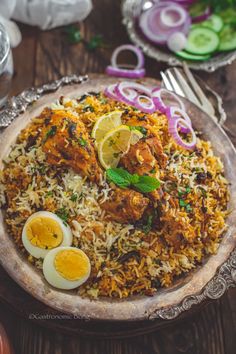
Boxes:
[0,0,93,47]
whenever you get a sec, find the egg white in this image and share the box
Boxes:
[43,247,91,290]
[22,211,72,259]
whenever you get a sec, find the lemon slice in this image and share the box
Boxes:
[98,125,143,169]
[91,110,123,144]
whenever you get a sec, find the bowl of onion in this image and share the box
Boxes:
[122,0,236,72]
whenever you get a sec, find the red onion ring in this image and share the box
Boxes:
[134,95,156,113]
[139,2,191,45]
[168,117,196,150]
[104,84,120,101]
[111,44,145,70]
[106,66,146,79]
[166,106,192,133]
[152,88,185,113]
[115,81,153,106]
[106,44,145,79]
[160,4,187,28]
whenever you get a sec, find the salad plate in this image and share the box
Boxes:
[122,0,236,72]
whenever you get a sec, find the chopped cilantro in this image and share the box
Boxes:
[149,167,156,174]
[70,193,78,202]
[44,126,57,142]
[142,215,153,234]
[86,35,103,50]
[186,186,191,194]
[56,207,69,225]
[78,137,87,147]
[45,191,53,198]
[179,199,187,207]
[65,25,82,44]
[179,199,192,213]
[83,105,95,112]
[129,126,147,136]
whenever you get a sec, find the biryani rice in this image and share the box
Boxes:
[0,91,229,298]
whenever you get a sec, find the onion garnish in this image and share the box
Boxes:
[106,44,145,79]
[139,2,191,45]
[152,88,185,113]
[168,117,196,150]
[160,4,187,28]
[106,66,145,78]
[115,81,152,106]
[104,82,196,150]
[134,95,156,114]
[166,106,192,133]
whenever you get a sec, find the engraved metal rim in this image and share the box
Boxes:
[0,74,236,321]
[121,0,236,72]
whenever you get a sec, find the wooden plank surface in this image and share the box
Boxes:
[1,0,236,353]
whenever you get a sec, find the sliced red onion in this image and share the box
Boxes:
[167,32,187,52]
[106,65,145,79]
[134,95,156,113]
[115,81,153,106]
[160,4,187,28]
[166,106,192,133]
[139,2,191,45]
[192,6,211,23]
[153,88,185,113]
[104,84,120,100]
[169,117,196,150]
[111,44,145,70]
[106,44,145,79]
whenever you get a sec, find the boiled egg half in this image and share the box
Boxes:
[22,211,72,259]
[43,247,91,289]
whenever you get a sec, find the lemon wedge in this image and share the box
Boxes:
[98,125,143,169]
[91,110,123,144]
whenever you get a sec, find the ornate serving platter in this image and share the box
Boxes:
[122,0,236,72]
[0,74,236,321]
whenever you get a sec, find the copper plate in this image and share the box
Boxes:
[0,75,236,321]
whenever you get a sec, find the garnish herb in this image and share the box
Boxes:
[86,35,103,50]
[56,207,69,225]
[83,105,95,112]
[106,168,160,193]
[78,137,87,147]
[142,215,153,234]
[45,191,53,198]
[179,199,192,213]
[70,193,78,202]
[44,126,57,141]
[65,25,82,44]
[128,126,147,136]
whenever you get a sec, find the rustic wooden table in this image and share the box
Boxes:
[1,1,236,353]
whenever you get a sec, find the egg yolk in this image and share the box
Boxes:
[54,249,89,281]
[26,217,63,249]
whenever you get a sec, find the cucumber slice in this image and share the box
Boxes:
[200,15,223,33]
[185,27,220,55]
[219,25,236,52]
[176,50,211,61]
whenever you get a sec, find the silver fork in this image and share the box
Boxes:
[160,63,234,137]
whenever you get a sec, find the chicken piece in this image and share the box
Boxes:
[101,187,149,224]
[40,108,101,182]
[122,115,167,168]
[120,140,161,200]
[160,213,196,250]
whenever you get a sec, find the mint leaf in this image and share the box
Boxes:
[106,168,160,193]
[106,168,132,189]
[130,173,139,184]
[133,176,160,193]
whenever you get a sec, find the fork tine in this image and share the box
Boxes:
[160,71,173,92]
[173,68,202,108]
[166,70,185,97]
[183,62,215,115]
